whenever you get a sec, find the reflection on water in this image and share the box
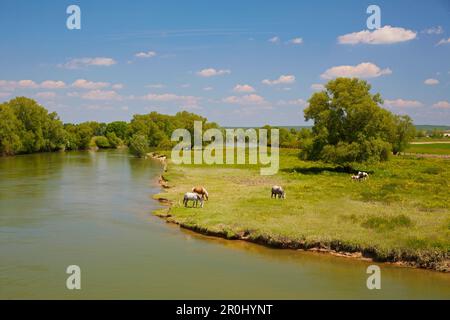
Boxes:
[0,150,449,299]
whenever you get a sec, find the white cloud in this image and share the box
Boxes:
[180,84,190,88]
[321,62,392,79]
[135,51,157,58]
[310,83,325,91]
[384,99,423,108]
[0,79,66,90]
[262,75,295,85]
[40,80,66,89]
[433,101,450,109]
[72,79,109,90]
[142,93,199,106]
[289,37,303,45]
[61,57,117,69]
[18,80,39,88]
[268,36,280,43]
[36,91,57,99]
[203,87,213,91]
[82,90,121,101]
[112,84,124,90]
[277,99,306,106]
[424,78,439,85]
[437,37,450,45]
[121,106,129,111]
[233,84,255,93]
[197,68,231,77]
[223,94,267,105]
[0,92,11,99]
[422,26,443,35]
[146,84,165,89]
[338,26,416,45]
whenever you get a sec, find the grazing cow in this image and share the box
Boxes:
[358,171,369,180]
[271,185,286,199]
[192,186,209,200]
[351,175,361,181]
[183,192,204,208]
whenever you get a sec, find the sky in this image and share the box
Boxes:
[0,0,449,126]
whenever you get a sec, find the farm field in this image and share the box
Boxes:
[405,143,450,155]
[154,149,450,271]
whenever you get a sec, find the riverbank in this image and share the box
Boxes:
[152,149,449,272]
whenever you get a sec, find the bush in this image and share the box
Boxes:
[94,136,110,148]
[106,132,122,148]
[129,134,148,157]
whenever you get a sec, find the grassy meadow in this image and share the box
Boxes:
[153,149,450,271]
[405,143,450,155]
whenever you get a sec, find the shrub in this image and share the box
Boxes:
[129,134,148,157]
[94,136,110,148]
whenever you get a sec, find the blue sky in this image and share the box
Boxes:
[0,0,449,126]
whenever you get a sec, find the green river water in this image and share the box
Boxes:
[0,150,449,299]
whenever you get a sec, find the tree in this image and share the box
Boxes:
[129,134,148,157]
[0,103,23,155]
[302,78,414,166]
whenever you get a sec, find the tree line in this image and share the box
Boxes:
[0,78,416,166]
[0,96,218,157]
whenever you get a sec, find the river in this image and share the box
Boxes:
[0,150,449,299]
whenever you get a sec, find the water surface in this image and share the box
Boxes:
[0,150,449,299]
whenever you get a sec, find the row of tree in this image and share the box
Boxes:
[0,97,218,157]
[0,78,416,166]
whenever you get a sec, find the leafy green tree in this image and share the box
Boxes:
[303,78,414,166]
[106,121,128,140]
[6,97,66,153]
[93,136,110,148]
[106,132,122,148]
[0,103,23,155]
[129,134,148,157]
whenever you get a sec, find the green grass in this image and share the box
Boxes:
[405,143,450,155]
[153,149,450,270]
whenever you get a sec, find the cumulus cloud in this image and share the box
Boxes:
[277,99,306,106]
[233,84,255,93]
[223,94,267,105]
[433,101,450,109]
[262,75,295,85]
[197,68,231,77]
[142,93,199,106]
[146,84,165,89]
[437,37,450,45]
[338,26,416,45]
[422,26,443,35]
[72,79,109,90]
[384,99,423,108]
[203,87,213,91]
[0,79,66,90]
[321,62,392,79]
[135,51,157,58]
[60,57,117,69]
[268,36,280,43]
[36,92,57,99]
[310,83,325,91]
[18,80,39,88]
[289,37,303,45]
[40,80,66,89]
[0,92,11,99]
[424,78,439,85]
[81,90,122,101]
[112,83,124,90]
